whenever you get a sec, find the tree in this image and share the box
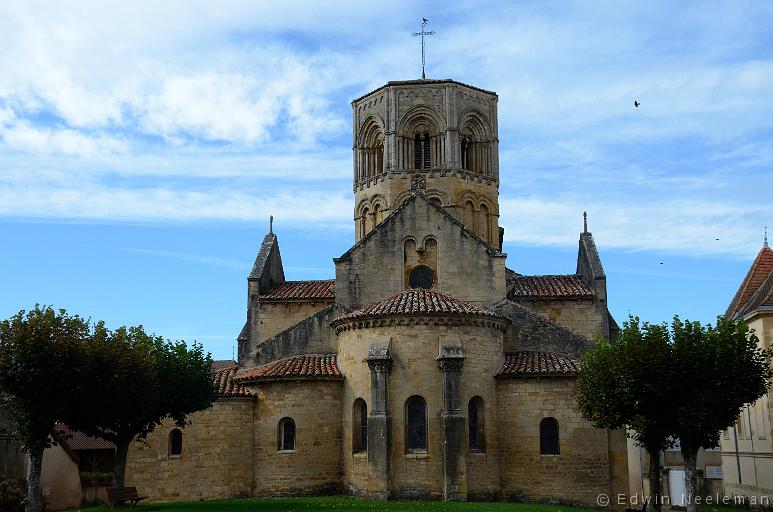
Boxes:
[575,317,675,512]
[670,317,771,512]
[0,306,92,512]
[75,325,216,487]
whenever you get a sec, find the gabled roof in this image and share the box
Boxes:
[335,191,504,262]
[234,354,342,383]
[508,274,595,300]
[213,365,251,397]
[727,244,773,319]
[330,289,507,327]
[212,359,237,371]
[737,270,773,319]
[259,280,335,302]
[496,351,579,378]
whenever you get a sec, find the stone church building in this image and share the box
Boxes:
[124,78,629,505]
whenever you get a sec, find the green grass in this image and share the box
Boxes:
[78,496,591,512]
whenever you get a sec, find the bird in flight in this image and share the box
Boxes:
[634,101,640,107]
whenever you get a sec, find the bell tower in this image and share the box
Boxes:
[351,79,502,247]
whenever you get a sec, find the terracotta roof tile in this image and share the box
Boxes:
[496,351,579,378]
[234,354,342,382]
[213,365,251,396]
[331,289,507,326]
[508,275,594,300]
[737,271,773,319]
[727,245,773,319]
[259,280,335,302]
[212,359,236,371]
[56,426,115,450]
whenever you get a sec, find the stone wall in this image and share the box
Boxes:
[514,298,604,341]
[336,319,504,499]
[336,195,506,309]
[125,397,255,502]
[256,301,331,345]
[496,377,611,506]
[251,380,343,496]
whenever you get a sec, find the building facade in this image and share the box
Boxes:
[124,78,628,505]
[720,239,773,500]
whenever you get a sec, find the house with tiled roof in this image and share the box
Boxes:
[124,77,628,506]
[720,236,773,501]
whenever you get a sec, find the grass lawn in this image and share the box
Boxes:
[78,496,590,512]
[77,496,749,512]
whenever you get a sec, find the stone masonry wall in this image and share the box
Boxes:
[336,196,506,309]
[257,301,331,344]
[336,320,504,499]
[496,378,610,506]
[125,398,255,502]
[251,380,343,496]
[515,299,604,342]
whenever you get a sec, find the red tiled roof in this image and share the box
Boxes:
[727,245,773,319]
[56,426,115,450]
[508,275,594,300]
[737,271,773,319]
[213,365,251,396]
[213,359,236,371]
[331,289,506,326]
[234,354,342,382]
[496,351,579,378]
[259,280,335,302]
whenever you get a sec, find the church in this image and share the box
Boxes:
[124,77,629,505]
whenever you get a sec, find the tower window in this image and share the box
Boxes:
[353,398,368,453]
[168,429,182,457]
[414,133,430,170]
[278,417,296,451]
[540,417,559,455]
[405,395,428,452]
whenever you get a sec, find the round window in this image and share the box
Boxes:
[409,265,435,289]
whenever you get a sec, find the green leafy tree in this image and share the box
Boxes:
[0,306,92,512]
[76,325,216,487]
[575,317,675,512]
[671,317,771,512]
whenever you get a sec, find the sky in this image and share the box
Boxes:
[1,1,772,360]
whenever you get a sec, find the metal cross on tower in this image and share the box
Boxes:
[412,18,434,80]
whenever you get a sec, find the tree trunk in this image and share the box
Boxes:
[26,447,43,512]
[682,447,699,512]
[113,440,130,488]
[646,447,662,512]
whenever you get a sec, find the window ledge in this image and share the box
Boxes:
[168,455,181,460]
[469,450,486,455]
[353,452,368,459]
[405,452,429,459]
[278,449,296,454]
[540,454,560,458]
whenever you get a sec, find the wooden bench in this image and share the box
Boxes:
[107,487,148,508]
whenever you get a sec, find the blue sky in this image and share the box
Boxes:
[1,1,771,360]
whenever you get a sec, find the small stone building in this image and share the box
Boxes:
[124,77,628,505]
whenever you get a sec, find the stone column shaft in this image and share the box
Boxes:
[438,352,466,501]
[367,353,392,499]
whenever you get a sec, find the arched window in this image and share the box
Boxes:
[278,417,296,451]
[405,395,428,452]
[361,207,370,237]
[468,397,485,452]
[463,201,476,231]
[478,204,490,242]
[168,429,182,457]
[540,417,560,455]
[414,133,431,170]
[353,398,368,453]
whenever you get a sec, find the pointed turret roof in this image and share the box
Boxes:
[726,243,773,320]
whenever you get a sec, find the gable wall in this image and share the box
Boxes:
[336,198,506,308]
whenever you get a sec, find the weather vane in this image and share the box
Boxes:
[412,18,434,80]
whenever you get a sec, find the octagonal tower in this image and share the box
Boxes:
[352,79,501,247]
